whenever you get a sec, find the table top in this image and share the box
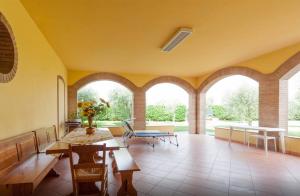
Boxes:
[46,128,120,155]
[229,125,285,132]
[61,128,113,144]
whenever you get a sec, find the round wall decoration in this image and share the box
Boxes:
[0,13,17,83]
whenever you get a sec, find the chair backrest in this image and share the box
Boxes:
[122,120,135,138]
[68,144,106,171]
[33,125,58,153]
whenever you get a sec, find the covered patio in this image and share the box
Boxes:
[34,133,300,196]
[1,0,300,196]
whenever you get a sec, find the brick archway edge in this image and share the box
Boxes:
[68,72,142,128]
[70,72,138,92]
[67,51,300,135]
[142,76,197,133]
[198,66,264,94]
[196,51,300,134]
[68,73,197,132]
[143,76,196,94]
[196,66,264,134]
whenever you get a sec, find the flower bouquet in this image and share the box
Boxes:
[77,98,110,134]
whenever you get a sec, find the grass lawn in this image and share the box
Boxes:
[174,126,188,132]
[84,120,300,137]
[85,120,189,132]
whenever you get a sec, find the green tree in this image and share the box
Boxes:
[77,88,97,102]
[210,105,234,120]
[146,105,173,121]
[174,104,187,122]
[289,89,300,120]
[77,88,98,122]
[225,86,258,125]
[108,88,133,121]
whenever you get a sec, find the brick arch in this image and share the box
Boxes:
[71,72,137,93]
[272,51,300,133]
[143,76,196,94]
[68,72,139,126]
[197,67,263,134]
[198,66,263,94]
[142,76,197,133]
[273,51,300,80]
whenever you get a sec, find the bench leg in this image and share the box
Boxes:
[109,149,114,157]
[46,169,60,177]
[112,158,118,173]
[11,184,33,196]
[117,171,137,196]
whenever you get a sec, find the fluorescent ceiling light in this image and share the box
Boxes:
[161,27,193,52]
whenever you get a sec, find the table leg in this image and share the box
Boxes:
[229,127,233,146]
[244,128,247,144]
[264,131,268,156]
[118,171,137,196]
[279,132,286,154]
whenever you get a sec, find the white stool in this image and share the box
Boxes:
[248,134,277,152]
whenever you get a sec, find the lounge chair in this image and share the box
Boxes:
[122,120,179,148]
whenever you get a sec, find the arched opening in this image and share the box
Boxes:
[288,71,300,137]
[204,75,259,135]
[76,80,133,127]
[278,64,300,137]
[145,83,189,132]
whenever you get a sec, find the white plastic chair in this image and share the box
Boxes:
[248,134,277,152]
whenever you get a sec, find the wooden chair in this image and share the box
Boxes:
[68,144,108,196]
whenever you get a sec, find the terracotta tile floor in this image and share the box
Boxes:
[33,133,300,196]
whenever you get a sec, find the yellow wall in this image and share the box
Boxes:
[0,0,67,140]
[68,70,198,88]
[285,137,300,156]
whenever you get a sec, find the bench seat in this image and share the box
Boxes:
[113,148,140,196]
[113,149,140,172]
[0,126,59,196]
[1,154,58,194]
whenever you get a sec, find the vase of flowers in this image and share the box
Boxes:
[77,98,110,134]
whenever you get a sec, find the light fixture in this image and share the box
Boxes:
[161,27,193,52]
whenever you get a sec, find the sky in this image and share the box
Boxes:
[288,71,300,100]
[78,81,189,106]
[77,81,132,101]
[206,73,300,104]
[206,75,258,105]
[146,83,188,106]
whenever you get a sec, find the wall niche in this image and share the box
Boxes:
[0,13,17,83]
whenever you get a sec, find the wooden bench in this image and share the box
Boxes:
[34,125,60,155]
[112,148,140,196]
[0,126,59,196]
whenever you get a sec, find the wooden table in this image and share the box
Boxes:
[228,125,286,154]
[46,128,120,194]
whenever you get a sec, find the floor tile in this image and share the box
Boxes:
[32,133,300,196]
